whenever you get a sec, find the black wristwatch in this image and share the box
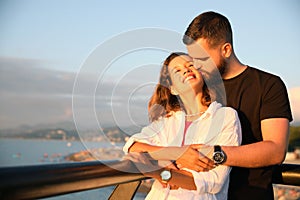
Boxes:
[160,169,172,184]
[213,145,227,164]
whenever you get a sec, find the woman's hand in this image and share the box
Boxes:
[175,144,215,172]
[123,152,180,189]
[122,152,160,174]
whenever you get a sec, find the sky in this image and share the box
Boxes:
[0,0,299,130]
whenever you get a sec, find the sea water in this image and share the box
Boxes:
[0,138,146,200]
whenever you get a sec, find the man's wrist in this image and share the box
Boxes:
[213,145,227,164]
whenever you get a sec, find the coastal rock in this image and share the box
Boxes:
[64,147,125,162]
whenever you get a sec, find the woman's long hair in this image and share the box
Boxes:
[148,52,212,122]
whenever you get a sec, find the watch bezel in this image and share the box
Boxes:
[160,169,171,183]
[213,145,226,164]
[213,151,225,164]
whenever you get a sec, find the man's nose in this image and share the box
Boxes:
[193,59,203,69]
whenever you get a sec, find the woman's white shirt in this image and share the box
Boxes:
[123,101,242,200]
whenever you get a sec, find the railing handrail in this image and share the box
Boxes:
[0,160,145,200]
[273,163,300,186]
[0,161,299,200]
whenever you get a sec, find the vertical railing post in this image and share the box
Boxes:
[108,181,142,200]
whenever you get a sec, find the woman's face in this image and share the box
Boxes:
[168,55,204,95]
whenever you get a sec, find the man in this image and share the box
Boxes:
[181,11,293,199]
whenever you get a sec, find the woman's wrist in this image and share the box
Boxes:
[148,146,184,160]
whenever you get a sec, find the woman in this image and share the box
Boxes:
[123,52,241,199]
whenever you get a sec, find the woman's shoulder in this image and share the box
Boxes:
[211,102,238,116]
[221,106,237,113]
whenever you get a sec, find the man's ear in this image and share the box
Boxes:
[170,86,179,95]
[222,43,232,58]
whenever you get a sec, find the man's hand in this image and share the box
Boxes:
[175,144,215,172]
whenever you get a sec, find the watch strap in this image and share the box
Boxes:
[214,145,221,152]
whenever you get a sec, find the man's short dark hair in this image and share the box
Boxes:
[183,11,233,48]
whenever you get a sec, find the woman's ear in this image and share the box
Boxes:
[222,43,232,58]
[170,86,179,95]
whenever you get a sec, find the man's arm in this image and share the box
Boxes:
[129,142,215,171]
[222,118,290,167]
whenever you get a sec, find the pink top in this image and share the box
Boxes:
[181,121,193,146]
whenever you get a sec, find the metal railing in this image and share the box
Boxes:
[0,160,145,200]
[0,160,299,200]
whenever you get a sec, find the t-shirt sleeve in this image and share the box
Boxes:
[260,76,293,122]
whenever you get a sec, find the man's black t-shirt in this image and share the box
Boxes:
[223,66,293,200]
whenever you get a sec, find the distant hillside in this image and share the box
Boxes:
[0,123,143,143]
[0,128,79,140]
[291,121,300,127]
[289,126,300,151]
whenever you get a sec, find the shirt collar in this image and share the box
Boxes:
[173,101,222,121]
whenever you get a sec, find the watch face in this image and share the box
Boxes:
[213,152,224,164]
[161,170,171,181]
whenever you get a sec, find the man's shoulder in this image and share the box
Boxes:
[245,66,285,89]
[247,66,280,80]
[224,66,281,85]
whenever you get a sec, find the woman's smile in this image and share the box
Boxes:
[183,73,196,83]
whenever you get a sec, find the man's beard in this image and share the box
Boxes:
[206,57,227,105]
[217,57,227,76]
